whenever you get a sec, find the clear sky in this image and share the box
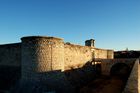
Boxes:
[0,0,140,50]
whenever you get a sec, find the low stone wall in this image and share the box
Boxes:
[123,59,139,93]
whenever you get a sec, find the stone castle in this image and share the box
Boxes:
[0,36,140,93]
[0,36,113,71]
[0,36,117,93]
[0,36,114,92]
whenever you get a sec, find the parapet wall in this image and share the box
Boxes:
[0,43,21,67]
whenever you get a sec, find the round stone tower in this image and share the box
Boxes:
[21,36,64,80]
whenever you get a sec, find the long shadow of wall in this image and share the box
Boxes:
[0,66,20,91]
[9,61,101,93]
[64,62,101,93]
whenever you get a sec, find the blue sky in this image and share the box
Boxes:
[0,0,140,50]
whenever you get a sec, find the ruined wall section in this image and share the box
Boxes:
[21,36,64,80]
[0,43,21,67]
[64,44,93,70]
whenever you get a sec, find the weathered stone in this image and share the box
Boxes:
[0,36,114,93]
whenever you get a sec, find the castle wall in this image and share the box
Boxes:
[0,43,21,90]
[94,48,107,59]
[0,43,21,67]
[64,44,93,70]
[0,36,113,71]
[94,48,113,59]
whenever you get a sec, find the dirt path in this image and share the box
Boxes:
[79,76,126,93]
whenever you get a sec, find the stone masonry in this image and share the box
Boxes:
[0,36,114,93]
